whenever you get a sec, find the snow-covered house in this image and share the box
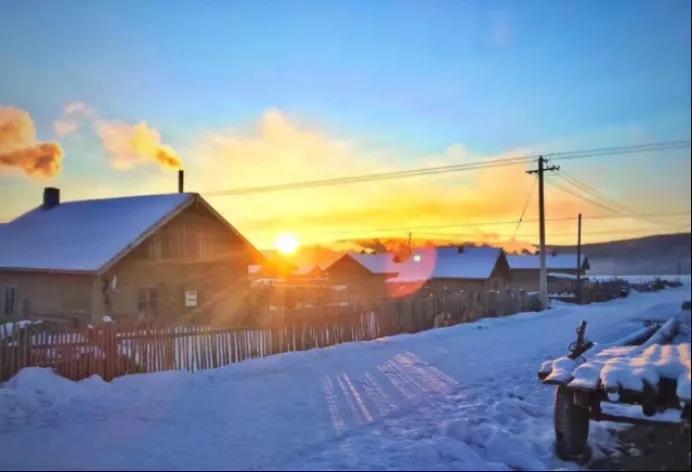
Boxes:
[324,252,399,299]
[387,246,512,294]
[507,253,590,292]
[0,187,260,325]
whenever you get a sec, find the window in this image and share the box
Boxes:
[1,286,16,316]
[137,288,159,317]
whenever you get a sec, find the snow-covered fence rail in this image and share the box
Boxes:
[1,289,538,382]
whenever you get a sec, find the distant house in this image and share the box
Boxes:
[291,264,326,280]
[507,253,590,292]
[0,187,260,325]
[387,246,512,294]
[324,252,398,299]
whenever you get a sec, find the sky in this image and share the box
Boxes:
[1,0,690,250]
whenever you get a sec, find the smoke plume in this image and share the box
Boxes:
[54,101,182,170]
[0,106,63,178]
[95,120,182,170]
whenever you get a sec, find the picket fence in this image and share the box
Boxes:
[0,289,538,382]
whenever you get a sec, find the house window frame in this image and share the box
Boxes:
[1,285,17,316]
[137,287,159,318]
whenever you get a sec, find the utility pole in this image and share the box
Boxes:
[408,232,413,256]
[527,156,560,310]
[576,213,582,304]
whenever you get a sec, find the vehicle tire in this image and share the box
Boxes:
[554,385,590,461]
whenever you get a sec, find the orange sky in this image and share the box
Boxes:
[1,108,690,251]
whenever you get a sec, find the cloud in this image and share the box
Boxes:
[191,109,570,249]
[52,101,97,137]
[0,105,63,178]
[53,101,181,170]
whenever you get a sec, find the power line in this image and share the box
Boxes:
[551,170,688,230]
[513,176,537,239]
[397,226,690,240]
[321,212,690,241]
[546,177,623,213]
[547,140,690,162]
[202,139,690,197]
[556,170,631,212]
[319,211,689,237]
[203,154,536,197]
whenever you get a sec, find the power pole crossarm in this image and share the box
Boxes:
[527,156,560,310]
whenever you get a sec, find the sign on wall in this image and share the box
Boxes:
[185,290,198,307]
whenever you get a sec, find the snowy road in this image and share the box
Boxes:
[0,286,689,470]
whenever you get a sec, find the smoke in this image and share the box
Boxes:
[94,120,182,170]
[53,101,182,170]
[0,106,63,178]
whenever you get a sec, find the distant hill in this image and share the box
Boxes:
[260,232,691,276]
[548,233,691,275]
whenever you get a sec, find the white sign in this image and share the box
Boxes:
[185,290,198,307]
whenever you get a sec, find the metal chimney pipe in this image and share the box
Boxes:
[178,170,184,193]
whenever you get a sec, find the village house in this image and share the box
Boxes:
[506,252,590,292]
[324,252,399,300]
[386,246,512,296]
[0,185,260,326]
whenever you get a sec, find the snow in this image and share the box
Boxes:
[0,285,689,470]
[343,252,398,275]
[507,253,586,271]
[1,320,41,339]
[387,246,503,283]
[541,306,691,400]
[548,272,578,280]
[0,193,193,272]
[599,403,684,424]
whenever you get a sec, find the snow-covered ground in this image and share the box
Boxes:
[0,286,689,471]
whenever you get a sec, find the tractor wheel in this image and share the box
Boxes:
[554,385,590,461]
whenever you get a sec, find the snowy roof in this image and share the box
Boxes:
[507,254,588,271]
[348,252,398,275]
[387,246,505,283]
[0,193,196,273]
[547,272,578,280]
[341,252,398,275]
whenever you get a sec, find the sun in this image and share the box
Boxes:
[275,232,299,256]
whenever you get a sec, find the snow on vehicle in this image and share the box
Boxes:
[537,302,691,461]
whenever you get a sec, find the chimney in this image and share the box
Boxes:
[178,169,184,193]
[43,187,60,209]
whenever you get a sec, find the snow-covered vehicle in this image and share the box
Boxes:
[538,303,691,461]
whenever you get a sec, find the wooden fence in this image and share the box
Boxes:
[1,289,539,382]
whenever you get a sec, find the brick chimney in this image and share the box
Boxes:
[43,187,60,209]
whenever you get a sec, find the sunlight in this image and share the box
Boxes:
[275,232,299,255]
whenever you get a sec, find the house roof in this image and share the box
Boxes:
[292,264,326,277]
[329,252,398,275]
[507,253,588,271]
[0,192,255,274]
[387,246,505,283]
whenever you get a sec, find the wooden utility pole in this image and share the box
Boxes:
[576,213,582,304]
[408,231,412,256]
[527,156,559,309]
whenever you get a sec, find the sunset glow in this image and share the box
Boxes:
[275,232,299,255]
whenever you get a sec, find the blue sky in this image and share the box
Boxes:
[1,0,690,246]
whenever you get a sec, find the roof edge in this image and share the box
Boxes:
[96,194,196,275]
